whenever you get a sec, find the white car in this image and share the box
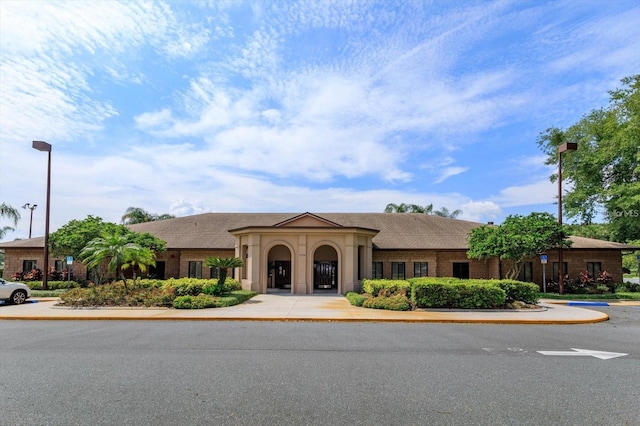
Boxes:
[0,278,32,305]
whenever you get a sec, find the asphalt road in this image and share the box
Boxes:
[1,311,639,426]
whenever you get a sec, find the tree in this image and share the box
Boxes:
[204,256,244,295]
[537,74,640,241]
[467,212,569,280]
[385,202,461,218]
[385,203,426,213]
[79,231,154,290]
[121,207,175,225]
[49,216,166,259]
[0,202,21,239]
[121,246,156,286]
[433,207,462,219]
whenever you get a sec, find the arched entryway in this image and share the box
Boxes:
[313,245,338,293]
[267,245,292,291]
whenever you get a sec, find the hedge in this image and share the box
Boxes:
[173,290,256,309]
[410,281,506,309]
[161,278,241,296]
[362,294,411,311]
[492,280,539,304]
[345,291,369,307]
[26,280,80,290]
[362,279,410,297]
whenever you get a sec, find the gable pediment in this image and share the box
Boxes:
[274,212,343,228]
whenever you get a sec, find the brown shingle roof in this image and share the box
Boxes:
[125,212,516,250]
[2,213,638,251]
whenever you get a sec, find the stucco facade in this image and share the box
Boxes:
[0,212,633,293]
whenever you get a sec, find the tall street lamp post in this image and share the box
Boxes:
[21,203,37,239]
[557,142,577,295]
[33,141,52,291]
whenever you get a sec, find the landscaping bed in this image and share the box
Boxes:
[55,278,257,309]
[347,278,541,311]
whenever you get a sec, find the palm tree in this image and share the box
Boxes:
[204,256,244,295]
[121,247,156,287]
[121,207,175,225]
[384,203,434,214]
[79,232,144,291]
[433,207,462,219]
[0,202,21,239]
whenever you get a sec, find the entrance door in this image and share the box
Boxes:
[314,261,337,290]
[274,261,291,289]
[149,261,165,279]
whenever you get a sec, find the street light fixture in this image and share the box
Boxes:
[21,203,37,239]
[32,140,52,291]
[557,141,577,295]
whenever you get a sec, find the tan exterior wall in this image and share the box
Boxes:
[372,250,499,280]
[233,228,375,294]
[515,249,623,286]
[174,249,235,279]
[1,248,88,281]
[0,245,624,292]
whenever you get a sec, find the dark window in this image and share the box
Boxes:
[188,261,202,279]
[372,262,383,279]
[209,267,219,279]
[54,260,65,271]
[587,262,602,277]
[391,262,405,280]
[553,262,568,280]
[452,262,470,279]
[22,260,37,272]
[413,262,428,277]
[518,262,533,282]
[149,261,165,279]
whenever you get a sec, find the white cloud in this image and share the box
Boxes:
[459,201,502,222]
[491,179,557,208]
[434,167,469,184]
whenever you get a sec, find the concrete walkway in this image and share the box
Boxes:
[0,294,627,324]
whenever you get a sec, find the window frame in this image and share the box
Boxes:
[452,262,470,279]
[413,262,428,278]
[586,262,602,277]
[372,262,383,279]
[188,261,203,279]
[391,262,406,280]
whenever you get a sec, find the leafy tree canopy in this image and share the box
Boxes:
[204,256,244,295]
[49,215,166,258]
[537,74,640,242]
[121,207,175,225]
[467,212,569,279]
[80,229,156,290]
[385,203,462,218]
[0,202,21,240]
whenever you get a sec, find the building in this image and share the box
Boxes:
[0,212,634,293]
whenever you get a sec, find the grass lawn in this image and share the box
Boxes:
[31,289,68,298]
[539,292,640,301]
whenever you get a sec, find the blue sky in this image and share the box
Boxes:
[1,0,639,240]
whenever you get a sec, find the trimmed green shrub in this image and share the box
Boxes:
[345,292,369,306]
[173,294,216,309]
[27,280,80,290]
[411,281,506,309]
[362,279,410,297]
[59,283,174,307]
[362,294,411,311]
[173,290,256,309]
[202,278,242,296]
[492,280,539,304]
[227,290,257,303]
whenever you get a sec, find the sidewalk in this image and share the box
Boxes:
[0,294,619,324]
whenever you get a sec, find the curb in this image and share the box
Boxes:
[0,314,610,325]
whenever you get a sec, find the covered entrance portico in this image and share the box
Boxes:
[229,213,377,295]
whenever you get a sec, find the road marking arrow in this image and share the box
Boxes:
[537,348,628,360]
